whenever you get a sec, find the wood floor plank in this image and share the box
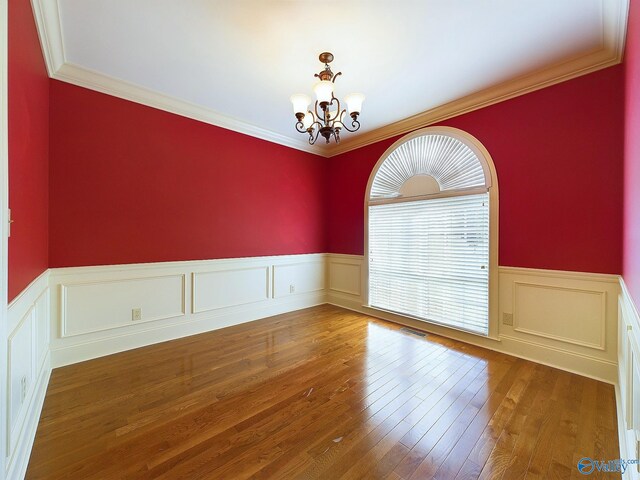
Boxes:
[25,305,621,480]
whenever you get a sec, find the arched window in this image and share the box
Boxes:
[365,127,498,337]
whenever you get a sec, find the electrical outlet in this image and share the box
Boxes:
[132,308,142,321]
[20,376,27,402]
[289,284,295,294]
[502,312,513,326]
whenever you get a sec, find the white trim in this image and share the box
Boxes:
[363,126,500,340]
[499,265,620,283]
[29,0,64,76]
[49,253,326,276]
[29,0,628,158]
[0,0,8,476]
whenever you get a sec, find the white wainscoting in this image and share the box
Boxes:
[5,271,51,480]
[326,254,620,383]
[7,253,634,479]
[617,279,640,480]
[49,254,327,368]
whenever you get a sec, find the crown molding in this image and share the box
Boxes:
[30,0,628,159]
[30,0,65,76]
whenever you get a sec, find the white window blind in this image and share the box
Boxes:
[368,192,490,335]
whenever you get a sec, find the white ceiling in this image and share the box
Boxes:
[36,0,627,155]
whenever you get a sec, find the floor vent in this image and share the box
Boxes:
[401,327,427,337]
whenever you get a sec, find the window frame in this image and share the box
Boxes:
[363,126,500,340]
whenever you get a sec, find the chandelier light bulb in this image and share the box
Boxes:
[345,93,365,115]
[290,94,311,116]
[313,81,334,104]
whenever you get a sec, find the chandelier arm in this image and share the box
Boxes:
[295,110,319,133]
[308,128,322,145]
[331,72,342,83]
[340,115,361,133]
[295,121,308,134]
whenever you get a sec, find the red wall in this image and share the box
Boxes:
[624,0,640,308]
[11,6,626,283]
[48,81,326,267]
[8,0,50,301]
[327,66,624,274]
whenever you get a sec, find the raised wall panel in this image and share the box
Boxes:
[61,275,186,337]
[192,267,269,313]
[513,282,606,350]
[273,262,325,298]
[329,261,361,296]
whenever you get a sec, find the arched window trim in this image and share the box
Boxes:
[363,126,500,341]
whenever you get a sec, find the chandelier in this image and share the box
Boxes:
[290,52,364,145]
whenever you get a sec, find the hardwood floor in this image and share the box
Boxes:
[26,305,620,479]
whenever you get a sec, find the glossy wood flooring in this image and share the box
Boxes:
[26,305,620,479]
